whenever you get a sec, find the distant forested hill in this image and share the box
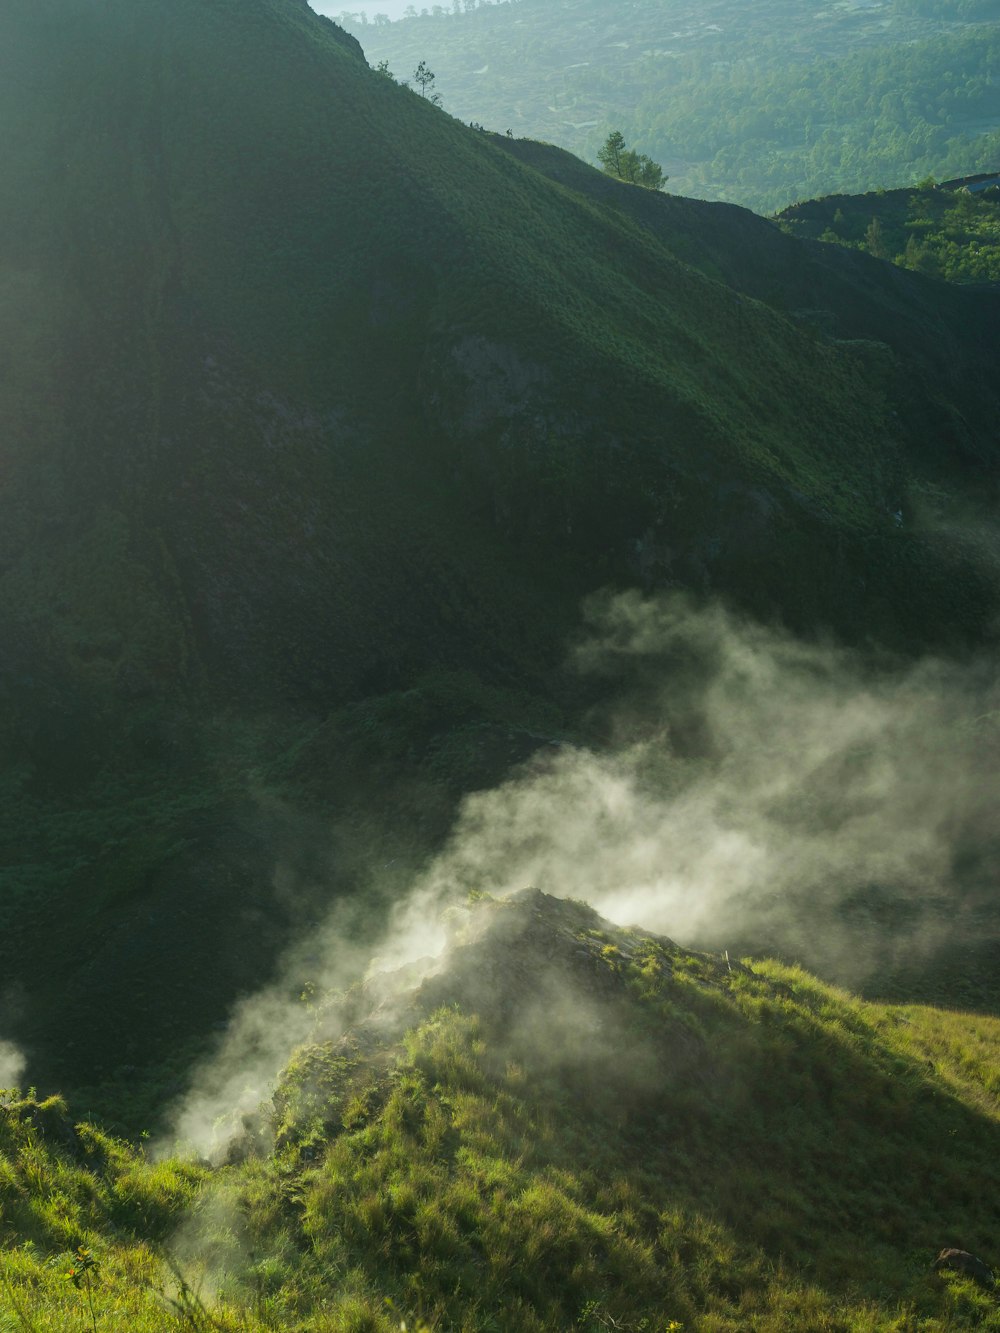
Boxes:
[342,0,1000,212]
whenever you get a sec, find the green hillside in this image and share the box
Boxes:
[777,176,1000,282]
[1,0,999,1137]
[5,892,1000,1331]
[5,3,1000,1328]
[343,0,1000,212]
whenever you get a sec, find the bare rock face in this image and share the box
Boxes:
[932,1248,995,1288]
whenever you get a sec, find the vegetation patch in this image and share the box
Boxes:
[4,893,1000,1329]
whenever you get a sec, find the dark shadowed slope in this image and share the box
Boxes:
[491,134,1000,483]
[1,0,998,1121]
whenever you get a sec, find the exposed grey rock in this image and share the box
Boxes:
[932,1248,995,1288]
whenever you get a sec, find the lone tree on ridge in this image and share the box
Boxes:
[413,60,441,103]
[598,130,666,190]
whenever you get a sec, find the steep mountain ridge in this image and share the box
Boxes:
[489,134,1000,481]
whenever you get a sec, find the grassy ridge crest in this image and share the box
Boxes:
[3,892,1000,1329]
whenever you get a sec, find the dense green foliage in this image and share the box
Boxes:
[4,894,1000,1330]
[778,179,1000,282]
[346,0,1000,212]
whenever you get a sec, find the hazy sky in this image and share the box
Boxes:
[311,1,414,20]
[311,2,513,27]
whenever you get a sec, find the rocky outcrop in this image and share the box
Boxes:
[932,1248,995,1288]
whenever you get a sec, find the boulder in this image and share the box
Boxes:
[932,1248,995,1288]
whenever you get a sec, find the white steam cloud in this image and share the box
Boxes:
[160,902,378,1162]
[407,593,998,973]
[0,1039,26,1089]
[162,592,1000,1160]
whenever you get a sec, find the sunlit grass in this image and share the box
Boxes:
[6,895,1000,1330]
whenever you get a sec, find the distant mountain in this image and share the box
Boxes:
[1,0,999,1124]
[345,0,1000,212]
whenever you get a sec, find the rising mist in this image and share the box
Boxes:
[0,1040,26,1090]
[160,591,1000,1161]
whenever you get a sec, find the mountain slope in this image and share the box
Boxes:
[4,891,1000,1330]
[488,134,1000,489]
[1,0,999,1121]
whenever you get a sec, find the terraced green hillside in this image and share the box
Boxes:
[1,0,999,1130]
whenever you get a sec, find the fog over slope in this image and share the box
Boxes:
[163,592,1000,1162]
[415,593,1000,970]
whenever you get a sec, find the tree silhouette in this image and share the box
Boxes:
[413,60,440,103]
[597,129,667,190]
